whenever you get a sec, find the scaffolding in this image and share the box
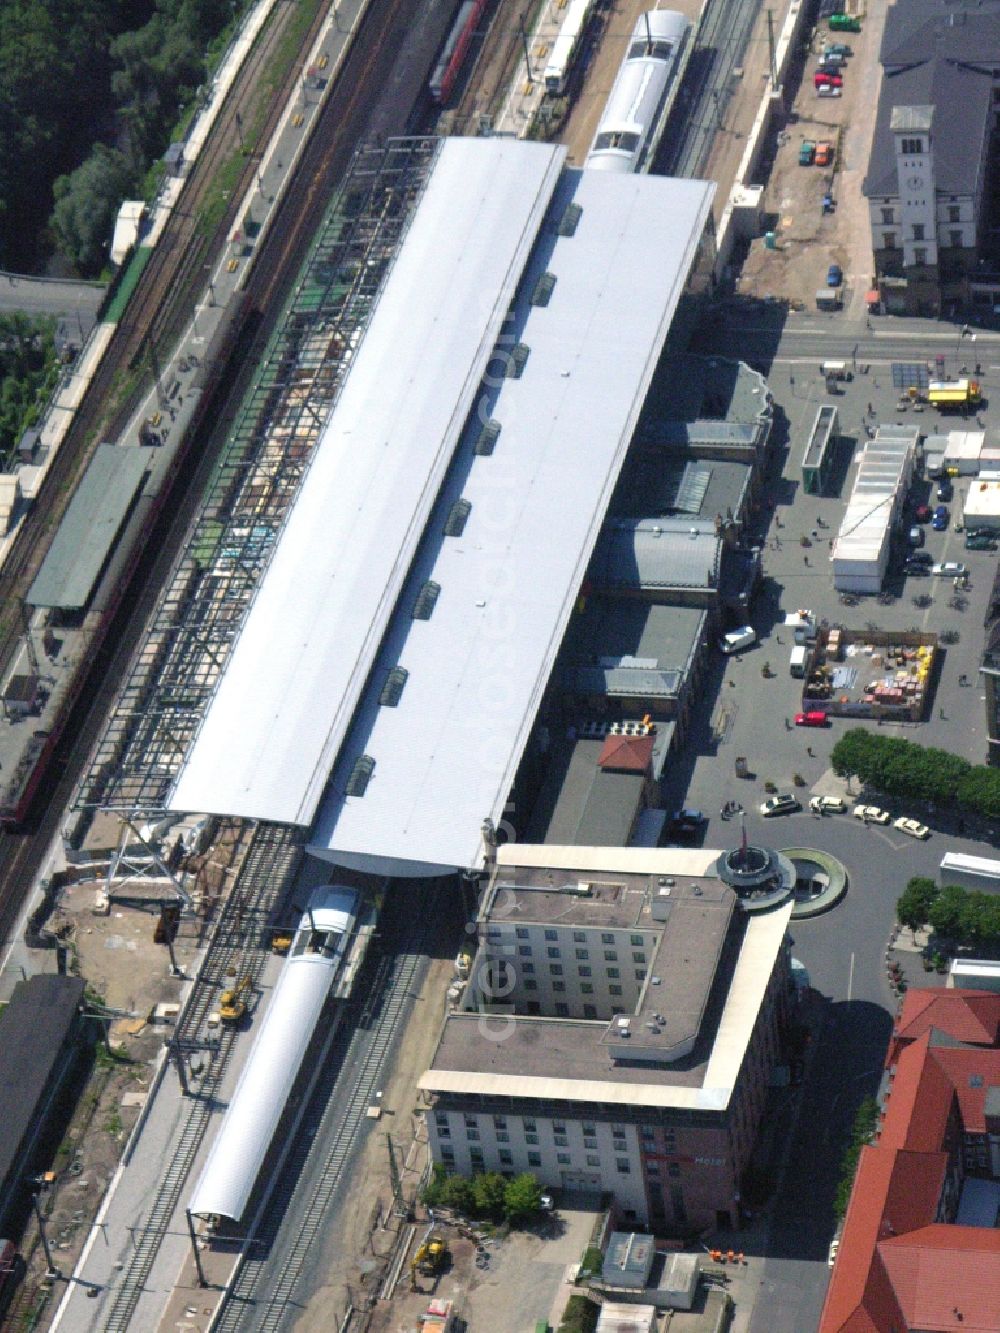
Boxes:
[76,138,440,813]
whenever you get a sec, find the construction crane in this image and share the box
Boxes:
[410,1228,447,1288]
[219,975,252,1024]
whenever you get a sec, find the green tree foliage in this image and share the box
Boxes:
[835,1096,879,1220]
[928,884,967,939]
[831,729,1000,820]
[51,147,138,275]
[896,877,939,934]
[471,1170,507,1220]
[503,1172,542,1220]
[438,1173,475,1214]
[0,0,243,272]
[559,1294,599,1333]
[0,312,58,460]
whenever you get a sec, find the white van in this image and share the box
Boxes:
[789,644,810,677]
[719,625,758,655]
[820,360,850,381]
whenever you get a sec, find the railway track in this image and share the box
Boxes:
[101,823,302,1333]
[212,884,438,1333]
[0,1,330,720]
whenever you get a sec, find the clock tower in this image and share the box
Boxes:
[891,104,937,271]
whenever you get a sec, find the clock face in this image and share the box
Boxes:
[907,175,924,189]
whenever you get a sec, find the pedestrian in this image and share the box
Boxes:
[806,745,814,756]
[804,555,810,566]
[790,373,795,387]
[867,402,873,416]
[940,707,946,720]
[776,536,782,549]
[785,717,791,731]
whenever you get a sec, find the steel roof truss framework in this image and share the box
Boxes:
[76,139,439,813]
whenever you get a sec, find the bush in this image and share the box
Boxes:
[559,1294,600,1333]
[835,1096,880,1220]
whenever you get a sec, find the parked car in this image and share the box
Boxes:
[894,816,930,839]
[795,711,829,727]
[908,525,925,547]
[669,808,706,837]
[816,85,842,97]
[823,41,853,56]
[932,504,949,530]
[719,625,757,654]
[810,795,846,814]
[854,804,890,824]
[936,478,953,501]
[760,793,801,817]
[931,561,967,576]
[799,140,817,165]
[966,531,998,551]
[826,262,843,287]
[829,13,861,31]
[914,504,932,523]
[904,559,929,575]
[818,52,845,69]
[815,141,833,167]
[814,71,843,88]
[908,550,933,565]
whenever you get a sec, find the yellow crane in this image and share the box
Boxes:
[219,975,252,1024]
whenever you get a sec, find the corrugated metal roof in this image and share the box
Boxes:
[27,445,153,610]
[592,519,720,590]
[169,138,566,825]
[310,167,714,874]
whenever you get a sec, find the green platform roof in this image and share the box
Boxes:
[28,445,154,610]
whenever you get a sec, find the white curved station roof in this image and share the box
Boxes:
[310,167,715,876]
[189,888,356,1222]
[170,138,566,824]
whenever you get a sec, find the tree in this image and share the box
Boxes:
[471,1171,507,1220]
[439,1173,475,1214]
[503,1172,542,1220]
[957,766,1000,820]
[51,145,137,274]
[835,1096,879,1219]
[896,877,939,935]
[928,884,967,940]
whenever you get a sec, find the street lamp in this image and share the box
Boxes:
[27,1174,59,1280]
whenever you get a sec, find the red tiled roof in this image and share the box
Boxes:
[820,1149,951,1332]
[893,990,1000,1050]
[928,1046,1000,1134]
[596,733,654,773]
[879,1225,1000,1332]
[880,1034,955,1153]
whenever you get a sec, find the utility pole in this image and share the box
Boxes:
[30,1187,59,1279]
[518,16,533,84]
[186,1211,208,1287]
[766,10,777,89]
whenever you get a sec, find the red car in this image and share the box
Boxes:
[795,711,829,727]
[814,71,843,88]
[914,504,932,523]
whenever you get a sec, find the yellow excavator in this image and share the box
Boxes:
[219,975,252,1024]
[410,1229,447,1287]
[271,928,293,955]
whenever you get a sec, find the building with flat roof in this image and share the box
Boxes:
[419,843,794,1232]
[821,989,1000,1332]
[0,975,86,1232]
[162,136,715,880]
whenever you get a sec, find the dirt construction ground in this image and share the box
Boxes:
[738,9,887,316]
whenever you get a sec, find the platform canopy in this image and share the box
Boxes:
[309,166,715,876]
[169,138,566,824]
[27,445,154,612]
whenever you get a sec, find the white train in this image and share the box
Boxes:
[585,10,691,174]
[544,0,597,96]
[188,885,359,1226]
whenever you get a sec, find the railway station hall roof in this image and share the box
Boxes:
[310,165,715,876]
[169,137,566,824]
[27,444,154,611]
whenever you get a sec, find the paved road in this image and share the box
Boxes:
[666,311,1000,1331]
[0,272,105,326]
